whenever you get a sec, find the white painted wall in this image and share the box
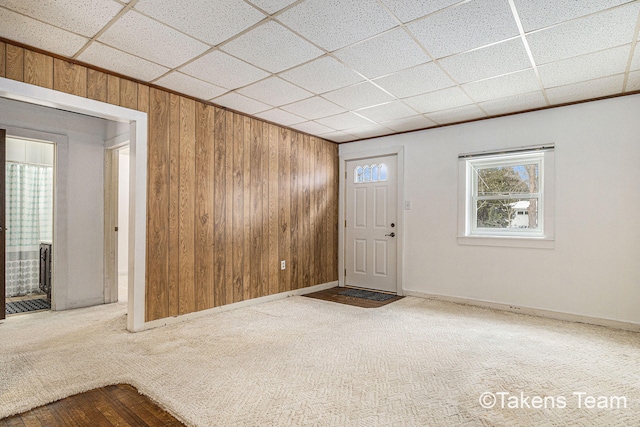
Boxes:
[118,149,129,275]
[340,94,640,326]
[0,97,111,310]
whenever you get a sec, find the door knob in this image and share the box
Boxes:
[385,232,395,237]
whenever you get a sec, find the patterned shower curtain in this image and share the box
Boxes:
[5,162,53,297]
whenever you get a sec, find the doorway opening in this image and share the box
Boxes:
[4,136,55,316]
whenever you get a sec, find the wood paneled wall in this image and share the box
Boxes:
[0,40,339,322]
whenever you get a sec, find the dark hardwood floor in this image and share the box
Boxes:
[0,384,184,427]
[304,286,403,308]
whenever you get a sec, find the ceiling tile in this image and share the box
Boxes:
[316,112,374,130]
[356,101,418,123]
[290,121,336,135]
[379,115,437,132]
[255,108,306,126]
[180,50,269,90]
[546,74,625,104]
[526,3,640,65]
[316,130,354,143]
[77,42,170,81]
[0,8,88,57]
[462,69,540,103]
[276,0,397,51]
[279,56,364,94]
[629,43,640,71]
[426,104,487,124]
[538,45,631,88]
[281,97,346,120]
[155,72,227,100]
[373,62,455,98]
[380,0,462,23]
[212,92,271,114]
[404,86,473,113]
[478,91,547,116]
[221,20,323,73]
[334,29,430,79]
[98,10,209,68]
[407,0,519,59]
[246,0,298,14]
[438,38,531,83]
[237,77,313,106]
[1,0,123,38]
[514,0,632,32]
[347,124,393,139]
[627,70,640,92]
[322,82,395,110]
[135,0,265,46]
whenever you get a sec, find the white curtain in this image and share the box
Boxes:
[5,162,53,297]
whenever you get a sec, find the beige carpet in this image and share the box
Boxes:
[1,295,639,426]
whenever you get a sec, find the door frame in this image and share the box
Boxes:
[0,77,148,332]
[339,146,405,295]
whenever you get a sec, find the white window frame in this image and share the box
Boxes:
[458,146,555,249]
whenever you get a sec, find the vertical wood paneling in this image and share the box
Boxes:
[195,103,215,311]
[289,132,300,289]
[6,45,24,82]
[224,112,235,305]
[320,140,328,284]
[250,119,263,300]
[232,113,244,303]
[261,123,270,298]
[107,74,120,105]
[87,69,108,103]
[24,51,53,89]
[168,94,181,317]
[178,97,196,315]
[0,42,5,78]
[145,88,170,321]
[299,135,311,288]
[328,143,339,281]
[213,108,227,307]
[120,79,138,110]
[242,117,252,301]
[53,59,86,97]
[268,124,279,296]
[137,84,150,113]
[308,137,317,286]
[278,128,291,293]
[313,138,324,285]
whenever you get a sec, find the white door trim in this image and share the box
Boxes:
[0,77,148,332]
[339,146,404,295]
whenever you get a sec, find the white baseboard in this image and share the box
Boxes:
[142,281,338,331]
[403,290,640,332]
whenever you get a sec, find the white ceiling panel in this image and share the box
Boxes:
[407,0,519,59]
[322,82,395,110]
[237,77,313,106]
[347,124,393,139]
[221,20,323,73]
[380,0,463,23]
[526,3,640,65]
[514,0,632,32]
[135,0,266,46]
[246,0,298,14]
[462,69,540,103]
[316,112,374,130]
[438,38,531,84]
[538,45,631,88]
[373,62,455,98]
[334,29,430,79]
[478,91,547,116]
[379,115,438,132]
[356,101,417,123]
[0,8,89,57]
[98,10,209,68]
[630,43,640,70]
[546,74,625,104]
[627,70,640,92]
[426,104,487,124]
[291,121,336,135]
[403,86,474,113]
[179,50,269,90]
[281,97,346,120]
[255,108,306,126]
[279,56,364,95]
[155,72,227,100]
[316,130,355,143]
[78,42,170,81]
[1,0,123,38]
[276,0,397,51]
[212,92,271,114]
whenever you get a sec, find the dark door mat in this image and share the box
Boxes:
[304,287,403,308]
[338,288,396,301]
[6,298,51,315]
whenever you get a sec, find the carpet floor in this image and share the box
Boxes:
[1,295,639,426]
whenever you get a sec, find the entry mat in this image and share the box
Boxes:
[6,298,51,315]
[338,288,396,302]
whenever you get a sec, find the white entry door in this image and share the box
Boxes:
[345,155,397,293]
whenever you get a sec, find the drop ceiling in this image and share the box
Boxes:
[1,0,639,143]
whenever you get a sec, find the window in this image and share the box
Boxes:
[354,163,388,183]
[458,147,555,248]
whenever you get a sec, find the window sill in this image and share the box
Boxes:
[457,235,555,249]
